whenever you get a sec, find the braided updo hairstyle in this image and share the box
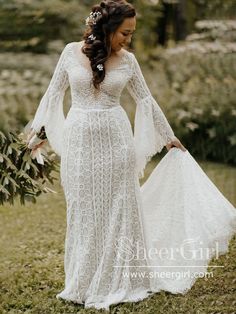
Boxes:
[82,0,136,90]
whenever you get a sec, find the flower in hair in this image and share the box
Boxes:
[85,11,102,26]
[88,34,96,41]
[97,64,104,71]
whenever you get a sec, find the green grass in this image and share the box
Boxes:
[0,159,236,314]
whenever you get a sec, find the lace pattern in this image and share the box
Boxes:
[126,52,176,178]
[29,41,236,311]
[30,44,70,155]
[58,105,153,308]
[30,41,175,168]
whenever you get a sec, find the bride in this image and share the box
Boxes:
[27,0,236,311]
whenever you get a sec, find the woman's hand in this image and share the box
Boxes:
[166,136,187,152]
[31,140,47,152]
[26,129,47,151]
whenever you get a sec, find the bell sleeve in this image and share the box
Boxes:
[126,52,176,178]
[30,43,70,156]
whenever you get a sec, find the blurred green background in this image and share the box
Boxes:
[0,0,235,166]
[0,0,235,203]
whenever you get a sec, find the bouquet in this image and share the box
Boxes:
[25,121,48,165]
[0,121,59,206]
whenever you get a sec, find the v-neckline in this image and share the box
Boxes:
[72,41,127,75]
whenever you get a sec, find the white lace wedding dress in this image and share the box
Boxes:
[30,41,236,311]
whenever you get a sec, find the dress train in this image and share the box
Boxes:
[141,147,236,294]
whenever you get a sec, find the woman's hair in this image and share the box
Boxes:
[81,0,136,90]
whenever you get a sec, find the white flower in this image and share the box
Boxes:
[228,134,236,146]
[85,11,102,26]
[88,34,96,41]
[207,128,216,139]
[211,109,220,117]
[85,17,90,25]
[97,64,104,71]
[193,108,203,115]
[177,109,191,120]
[231,109,236,116]
[186,122,199,131]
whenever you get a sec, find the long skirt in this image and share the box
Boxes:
[56,105,236,311]
[56,105,155,310]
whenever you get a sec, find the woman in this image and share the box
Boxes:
[27,0,236,311]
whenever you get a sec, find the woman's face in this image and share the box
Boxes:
[110,16,136,53]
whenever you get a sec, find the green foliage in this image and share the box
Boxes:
[0,52,72,132]
[0,0,88,52]
[182,0,236,36]
[170,105,236,165]
[0,0,235,53]
[141,17,236,165]
[0,130,59,206]
[185,20,236,43]
[191,0,236,19]
[131,0,162,50]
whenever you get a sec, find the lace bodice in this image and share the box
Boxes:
[68,42,131,108]
[30,41,176,177]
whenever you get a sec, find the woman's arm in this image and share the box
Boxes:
[126,52,186,177]
[27,43,71,155]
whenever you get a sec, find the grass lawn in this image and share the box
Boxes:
[0,158,236,314]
